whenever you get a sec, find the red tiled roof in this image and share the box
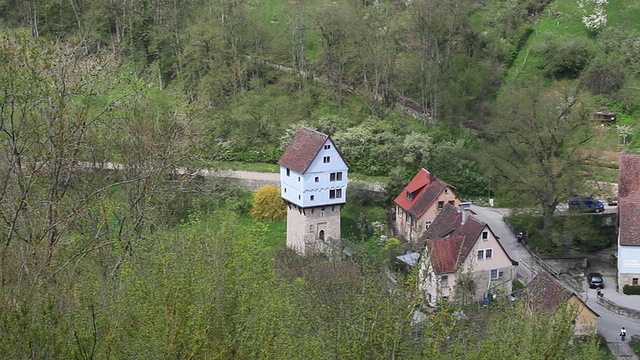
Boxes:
[278,126,329,174]
[394,169,455,218]
[420,204,517,272]
[426,236,464,274]
[618,153,640,246]
[619,153,640,199]
[526,271,600,317]
[619,198,640,246]
[526,271,572,311]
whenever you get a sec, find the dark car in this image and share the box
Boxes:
[568,197,605,213]
[587,272,604,289]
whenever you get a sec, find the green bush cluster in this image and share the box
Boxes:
[535,36,593,79]
[622,285,640,295]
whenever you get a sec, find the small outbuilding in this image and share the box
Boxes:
[593,111,615,122]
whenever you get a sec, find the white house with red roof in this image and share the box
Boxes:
[418,203,516,306]
[394,168,460,243]
[617,153,640,291]
[278,126,349,255]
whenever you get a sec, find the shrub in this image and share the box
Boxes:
[512,279,526,291]
[622,285,640,295]
[250,185,286,222]
[535,36,593,79]
[580,58,627,95]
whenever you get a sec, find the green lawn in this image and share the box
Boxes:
[508,0,640,81]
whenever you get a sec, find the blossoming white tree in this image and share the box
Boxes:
[577,0,608,30]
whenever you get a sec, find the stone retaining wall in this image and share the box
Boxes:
[597,295,640,319]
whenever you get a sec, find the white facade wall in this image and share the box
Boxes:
[618,245,640,289]
[280,139,348,208]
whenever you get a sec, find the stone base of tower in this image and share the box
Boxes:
[286,203,342,256]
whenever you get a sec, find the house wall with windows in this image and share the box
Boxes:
[461,227,515,297]
[418,257,458,306]
[395,188,459,242]
[418,223,515,307]
[280,138,348,208]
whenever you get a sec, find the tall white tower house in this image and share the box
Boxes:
[278,126,349,255]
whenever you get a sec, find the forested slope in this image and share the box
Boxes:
[0,1,637,357]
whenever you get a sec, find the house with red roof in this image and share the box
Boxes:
[393,169,460,243]
[526,271,599,335]
[617,153,640,291]
[418,203,516,306]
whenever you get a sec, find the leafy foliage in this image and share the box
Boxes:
[534,36,593,79]
[251,185,286,222]
[483,78,594,240]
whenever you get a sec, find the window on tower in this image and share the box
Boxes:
[329,189,343,199]
[286,168,290,176]
[324,144,331,150]
[330,172,343,181]
[323,156,330,163]
[310,195,315,201]
[315,177,319,182]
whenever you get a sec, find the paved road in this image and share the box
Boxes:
[469,205,533,265]
[470,205,638,359]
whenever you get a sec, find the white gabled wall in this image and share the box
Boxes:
[280,138,348,208]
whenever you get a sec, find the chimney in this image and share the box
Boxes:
[459,202,471,225]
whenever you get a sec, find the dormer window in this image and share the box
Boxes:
[286,168,290,176]
[406,191,414,201]
[324,144,331,150]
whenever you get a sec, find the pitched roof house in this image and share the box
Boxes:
[394,169,460,243]
[418,203,516,307]
[617,153,640,291]
[526,271,599,335]
[278,126,349,255]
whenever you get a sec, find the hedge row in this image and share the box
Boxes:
[622,285,640,295]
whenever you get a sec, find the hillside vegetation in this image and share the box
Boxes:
[0,0,636,357]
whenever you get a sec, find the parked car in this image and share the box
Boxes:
[568,197,605,213]
[587,272,604,289]
[607,197,618,206]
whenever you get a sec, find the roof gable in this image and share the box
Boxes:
[420,204,518,270]
[394,169,455,218]
[619,153,640,199]
[526,271,599,316]
[423,205,486,273]
[618,153,640,246]
[426,236,464,274]
[278,126,330,174]
[618,198,640,246]
[526,271,572,311]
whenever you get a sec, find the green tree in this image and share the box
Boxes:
[483,79,594,241]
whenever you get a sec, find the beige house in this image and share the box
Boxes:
[526,271,599,336]
[418,203,516,307]
[394,168,460,243]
